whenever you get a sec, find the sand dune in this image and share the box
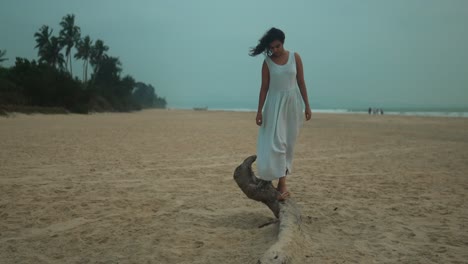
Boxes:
[1,110,467,263]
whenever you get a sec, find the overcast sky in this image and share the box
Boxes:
[1,0,467,110]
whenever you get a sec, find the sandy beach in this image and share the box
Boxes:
[1,109,467,263]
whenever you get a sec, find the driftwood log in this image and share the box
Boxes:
[233,155,311,264]
[233,155,281,218]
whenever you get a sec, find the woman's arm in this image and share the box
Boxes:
[295,52,312,120]
[256,60,270,126]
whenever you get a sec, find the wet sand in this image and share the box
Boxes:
[1,110,467,263]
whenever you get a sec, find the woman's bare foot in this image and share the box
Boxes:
[277,191,290,201]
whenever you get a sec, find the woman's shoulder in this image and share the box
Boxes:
[293,52,304,65]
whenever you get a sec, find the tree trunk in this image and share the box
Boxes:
[233,155,311,264]
[69,53,73,77]
[85,60,88,83]
[82,60,86,82]
[233,155,280,218]
[65,53,69,73]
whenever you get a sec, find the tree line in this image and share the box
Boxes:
[0,14,166,114]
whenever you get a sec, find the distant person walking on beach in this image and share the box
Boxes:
[250,27,312,200]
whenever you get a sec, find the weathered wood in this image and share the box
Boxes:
[233,155,280,218]
[259,199,308,264]
[233,155,311,263]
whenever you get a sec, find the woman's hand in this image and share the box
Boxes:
[256,112,263,126]
[305,107,312,121]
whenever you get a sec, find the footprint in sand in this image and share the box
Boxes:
[194,241,204,248]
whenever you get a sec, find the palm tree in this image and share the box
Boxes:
[59,14,81,76]
[34,26,65,69]
[90,39,109,75]
[0,49,7,64]
[89,39,109,88]
[34,25,54,59]
[46,37,66,69]
[75,35,93,82]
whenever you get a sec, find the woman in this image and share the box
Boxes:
[249,27,312,200]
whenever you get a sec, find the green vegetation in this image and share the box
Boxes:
[0,50,7,63]
[0,14,166,115]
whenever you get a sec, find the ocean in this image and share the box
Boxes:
[174,107,468,118]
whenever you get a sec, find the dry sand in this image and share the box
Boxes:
[1,109,467,263]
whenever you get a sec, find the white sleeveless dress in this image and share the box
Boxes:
[256,51,304,181]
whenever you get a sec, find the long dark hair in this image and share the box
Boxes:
[249,27,286,57]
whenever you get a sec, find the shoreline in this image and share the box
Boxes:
[169,107,468,118]
[2,103,467,119]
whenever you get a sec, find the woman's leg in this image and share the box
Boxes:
[277,176,290,200]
